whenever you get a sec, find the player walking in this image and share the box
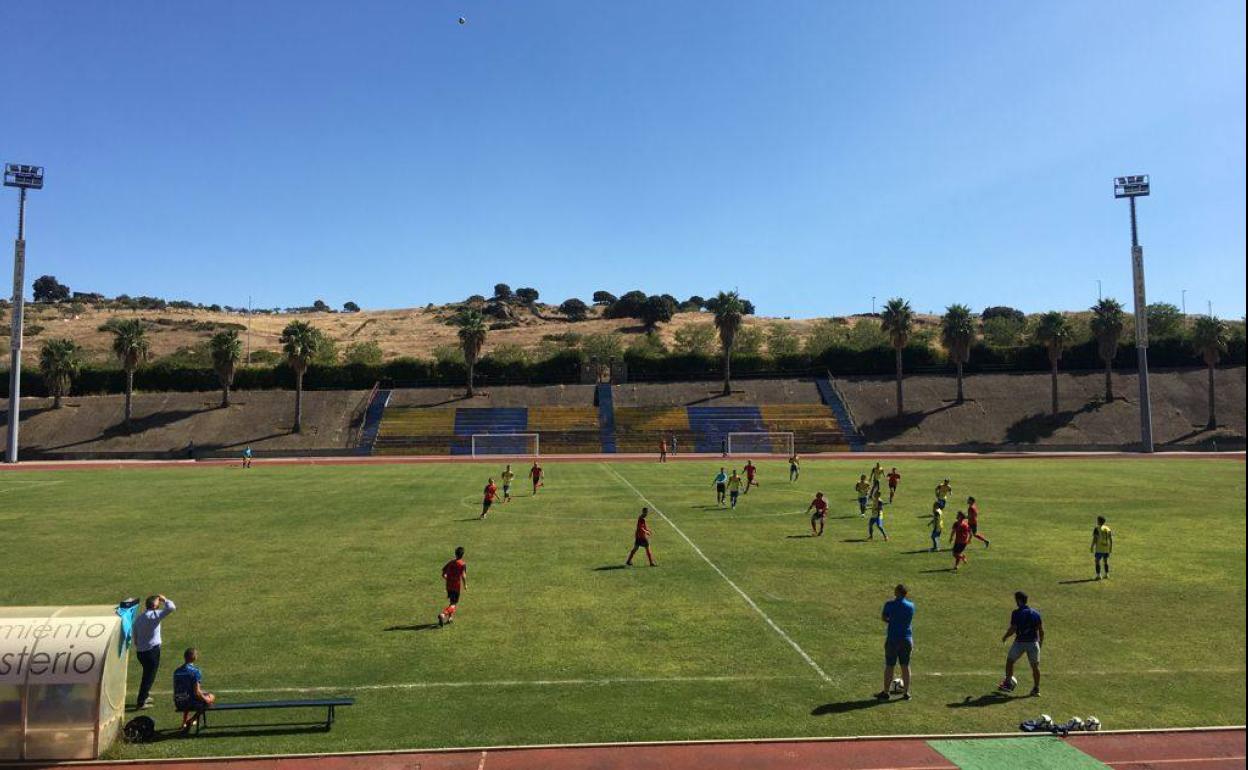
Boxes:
[886,467,901,502]
[1091,516,1113,580]
[855,475,871,517]
[967,496,990,547]
[626,507,657,567]
[999,590,1043,696]
[437,546,467,627]
[658,438,668,463]
[935,479,952,510]
[806,492,828,536]
[867,492,889,541]
[712,468,728,507]
[727,470,744,509]
[950,512,971,571]
[479,478,499,519]
[868,462,885,497]
[928,502,943,552]
[500,465,516,503]
[242,446,252,469]
[743,460,758,493]
[789,454,800,482]
[529,462,544,495]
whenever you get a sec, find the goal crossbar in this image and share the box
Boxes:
[470,433,540,457]
[726,432,794,456]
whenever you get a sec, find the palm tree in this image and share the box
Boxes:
[711,291,745,396]
[209,329,242,408]
[280,320,323,433]
[1033,311,1072,415]
[38,338,82,409]
[1191,315,1228,430]
[879,298,914,416]
[110,318,150,429]
[940,304,975,403]
[1089,298,1125,403]
[457,310,488,397]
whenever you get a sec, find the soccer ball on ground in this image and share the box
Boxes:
[889,678,905,694]
[1084,717,1101,731]
[998,675,1018,692]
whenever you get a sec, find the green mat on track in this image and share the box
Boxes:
[928,737,1109,769]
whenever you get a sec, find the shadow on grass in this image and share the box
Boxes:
[384,623,441,632]
[592,565,628,571]
[842,538,869,543]
[1058,578,1100,585]
[786,534,815,539]
[811,698,891,716]
[920,568,956,574]
[948,692,1025,708]
[899,549,937,555]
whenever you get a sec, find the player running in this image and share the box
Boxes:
[1091,516,1113,580]
[950,512,971,571]
[928,502,943,552]
[626,507,657,566]
[789,454,800,482]
[867,492,889,541]
[712,468,728,507]
[886,467,901,502]
[967,496,990,547]
[437,546,467,627]
[529,462,544,495]
[241,446,253,469]
[868,462,885,497]
[935,479,952,510]
[743,460,758,493]
[500,465,516,503]
[479,478,499,519]
[726,470,745,509]
[806,492,828,536]
[855,475,871,517]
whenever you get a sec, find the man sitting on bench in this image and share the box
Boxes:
[173,647,216,732]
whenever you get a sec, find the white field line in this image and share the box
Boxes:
[602,463,833,684]
[149,673,800,696]
[1107,759,1246,768]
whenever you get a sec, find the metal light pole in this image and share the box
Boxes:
[1114,175,1153,453]
[1181,289,1187,317]
[1097,279,1102,301]
[4,163,44,464]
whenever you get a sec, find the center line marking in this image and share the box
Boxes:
[602,464,832,684]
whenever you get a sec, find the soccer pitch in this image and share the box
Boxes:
[1,457,1244,759]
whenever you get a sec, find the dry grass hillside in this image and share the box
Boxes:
[9,301,935,366]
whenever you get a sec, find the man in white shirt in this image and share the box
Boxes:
[133,594,176,709]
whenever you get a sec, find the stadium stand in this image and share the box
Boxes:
[353,389,391,455]
[528,406,602,453]
[612,407,692,453]
[595,383,617,453]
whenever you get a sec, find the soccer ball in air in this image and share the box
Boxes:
[889,678,905,694]
[458,17,466,24]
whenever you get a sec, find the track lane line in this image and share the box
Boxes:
[602,463,833,684]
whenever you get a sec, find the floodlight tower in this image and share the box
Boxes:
[1114,174,1153,453]
[4,163,44,464]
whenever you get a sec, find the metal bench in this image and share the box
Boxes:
[180,697,354,734]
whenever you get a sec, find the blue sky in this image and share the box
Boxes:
[3,1,1244,318]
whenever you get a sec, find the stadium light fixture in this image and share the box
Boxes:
[1114,174,1153,453]
[4,163,44,463]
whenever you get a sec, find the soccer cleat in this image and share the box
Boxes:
[997,678,1016,692]
[1029,687,1040,697]
[984,540,991,548]
[874,691,890,701]
[901,691,912,701]
[437,613,446,627]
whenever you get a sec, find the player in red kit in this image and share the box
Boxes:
[437,546,467,627]
[529,462,544,495]
[949,512,972,572]
[886,468,901,502]
[806,492,829,536]
[966,496,990,547]
[626,507,656,566]
[743,460,758,494]
[479,478,498,519]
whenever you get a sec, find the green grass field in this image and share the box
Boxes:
[1,457,1244,759]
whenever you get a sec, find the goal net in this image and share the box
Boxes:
[726,432,794,457]
[471,433,540,457]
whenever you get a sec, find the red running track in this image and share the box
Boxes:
[84,729,1245,770]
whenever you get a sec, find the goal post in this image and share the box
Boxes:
[470,433,540,457]
[726,432,794,457]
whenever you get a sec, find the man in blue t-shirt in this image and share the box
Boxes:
[173,647,216,731]
[877,584,915,701]
[999,591,1044,696]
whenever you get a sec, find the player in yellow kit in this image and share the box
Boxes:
[500,465,516,502]
[1091,516,1114,580]
[855,475,872,517]
[934,479,952,510]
